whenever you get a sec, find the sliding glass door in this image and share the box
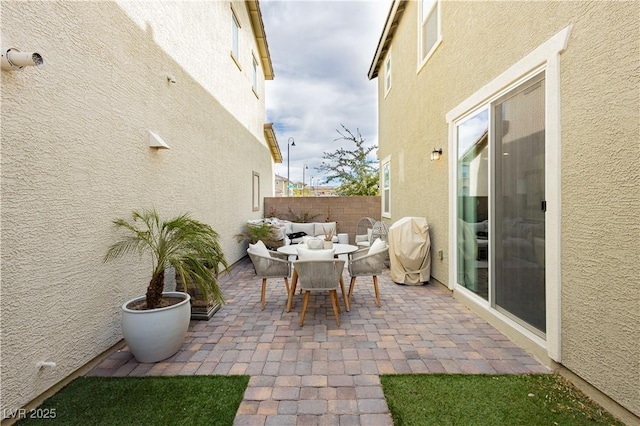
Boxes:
[456,73,546,335]
[493,75,546,334]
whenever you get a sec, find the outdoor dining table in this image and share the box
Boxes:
[277,243,358,313]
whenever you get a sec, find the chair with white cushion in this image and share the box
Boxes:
[247,241,291,310]
[355,217,376,248]
[287,246,348,312]
[293,259,346,326]
[347,238,388,307]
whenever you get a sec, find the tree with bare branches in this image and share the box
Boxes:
[316,125,379,196]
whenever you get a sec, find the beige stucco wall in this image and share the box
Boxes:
[1,1,274,416]
[557,2,639,418]
[376,0,639,417]
[116,1,268,142]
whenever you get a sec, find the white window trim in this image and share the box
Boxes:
[252,171,260,211]
[417,0,442,73]
[446,25,572,363]
[251,53,259,98]
[384,51,392,98]
[381,155,391,218]
[231,6,241,70]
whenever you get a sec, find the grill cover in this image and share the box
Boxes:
[388,217,431,285]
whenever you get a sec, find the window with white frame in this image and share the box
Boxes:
[419,0,441,68]
[252,172,260,211]
[252,54,258,94]
[231,7,240,68]
[384,52,392,96]
[382,157,391,217]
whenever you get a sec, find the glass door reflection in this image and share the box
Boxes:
[456,109,489,299]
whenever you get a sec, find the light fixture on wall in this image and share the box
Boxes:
[287,137,295,197]
[1,48,44,71]
[430,148,443,161]
[149,131,170,149]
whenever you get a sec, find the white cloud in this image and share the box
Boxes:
[261,0,391,185]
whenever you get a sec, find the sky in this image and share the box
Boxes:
[260,0,391,187]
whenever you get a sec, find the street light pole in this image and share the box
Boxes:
[287,137,295,196]
[302,164,308,196]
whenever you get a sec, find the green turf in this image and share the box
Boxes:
[16,375,249,426]
[380,373,624,426]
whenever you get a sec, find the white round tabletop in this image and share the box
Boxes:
[277,243,359,256]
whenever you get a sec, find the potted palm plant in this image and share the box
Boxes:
[104,207,228,363]
[235,221,283,249]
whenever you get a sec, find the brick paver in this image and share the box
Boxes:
[88,257,549,425]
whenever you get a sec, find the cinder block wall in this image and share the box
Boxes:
[264,196,381,244]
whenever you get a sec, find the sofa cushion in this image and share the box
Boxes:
[315,222,336,238]
[292,222,315,236]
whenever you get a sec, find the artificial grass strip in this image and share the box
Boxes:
[380,373,624,426]
[16,375,249,426]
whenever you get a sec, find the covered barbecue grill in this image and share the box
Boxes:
[388,217,431,285]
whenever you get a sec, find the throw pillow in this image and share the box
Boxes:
[287,231,307,240]
[368,238,387,255]
[249,240,270,258]
[296,247,335,259]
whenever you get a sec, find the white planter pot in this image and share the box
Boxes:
[121,291,191,363]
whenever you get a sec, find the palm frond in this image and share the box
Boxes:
[104,207,228,309]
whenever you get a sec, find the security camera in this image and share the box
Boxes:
[1,48,44,71]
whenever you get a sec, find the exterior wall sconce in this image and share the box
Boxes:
[149,131,170,149]
[430,148,443,161]
[1,48,44,71]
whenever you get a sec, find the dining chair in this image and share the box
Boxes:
[293,259,346,326]
[247,243,291,310]
[347,239,388,307]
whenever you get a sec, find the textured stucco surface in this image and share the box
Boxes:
[1,1,274,415]
[375,0,639,417]
[558,2,639,417]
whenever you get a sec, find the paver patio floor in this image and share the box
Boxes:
[88,256,549,425]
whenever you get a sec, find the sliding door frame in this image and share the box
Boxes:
[446,26,572,362]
